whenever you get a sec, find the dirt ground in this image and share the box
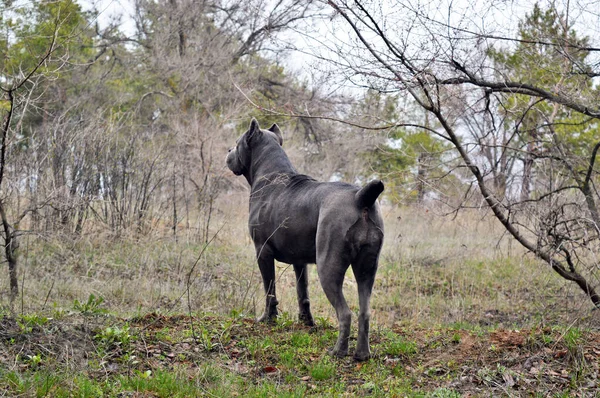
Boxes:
[1,311,599,396]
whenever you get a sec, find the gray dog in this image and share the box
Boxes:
[226,119,384,361]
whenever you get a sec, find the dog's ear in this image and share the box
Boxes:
[246,118,261,144]
[268,124,283,145]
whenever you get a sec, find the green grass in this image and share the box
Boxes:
[381,331,418,357]
[309,356,336,381]
[118,369,202,397]
[0,312,598,396]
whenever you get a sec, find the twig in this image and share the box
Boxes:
[232,81,450,141]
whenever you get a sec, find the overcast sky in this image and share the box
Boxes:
[78,0,599,91]
[80,0,136,36]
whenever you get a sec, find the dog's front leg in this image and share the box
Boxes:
[256,254,279,322]
[293,263,314,326]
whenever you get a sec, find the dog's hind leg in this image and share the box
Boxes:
[256,254,279,323]
[346,209,384,361]
[351,249,379,361]
[293,263,314,326]
[317,260,352,357]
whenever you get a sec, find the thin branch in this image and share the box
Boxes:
[232,81,451,141]
[441,74,600,118]
[584,142,600,189]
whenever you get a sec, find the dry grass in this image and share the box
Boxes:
[1,194,600,397]
[0,193,597,330]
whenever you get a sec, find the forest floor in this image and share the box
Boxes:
[0,204,599,396]
[0,310,599,397]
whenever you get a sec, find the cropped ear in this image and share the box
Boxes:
[246,118,261,143]
[268,123,283,145]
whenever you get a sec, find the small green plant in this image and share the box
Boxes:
[73,294,106,315]
[52,302,67,319]
[20,313,49,326]
[314,316,331,328]
[276,311,294,329]
[26,354,42,369]
[134,369,152,379]
[309,357,336,381]
[428,387,462,398]
[279,349,297,369]
[95,324,133,351]
[451,333,461,344]
[476,366,494,386]
[122,352,140,368]
[155,327,174,343]
[564,327,582,352]
[17,314,49,333]
[118,369,198,396]
[74,375,104,397]
[217,319,233,346]
[229,308,244,319]
[245,336,274,359]
[541,333,554,345]
[383,332,417,357]
[197,363,221,384]
[194,325,216,351]
[290,332,312,348]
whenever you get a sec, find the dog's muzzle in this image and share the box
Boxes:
[226,147,244,175]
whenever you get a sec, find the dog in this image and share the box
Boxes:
[226,119,384,361]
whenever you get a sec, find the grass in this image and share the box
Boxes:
[1,312,598,396]
[381,330,418,357]
[0,199,599,395]
[1,202,584,327]
[309,357,336,381]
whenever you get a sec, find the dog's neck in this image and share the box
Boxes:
[244,141,296,188]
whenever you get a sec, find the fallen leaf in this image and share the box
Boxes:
[554,350,567,358]
[263,366,278,373]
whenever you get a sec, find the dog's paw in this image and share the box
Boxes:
[353,350,371,362]
[328,347,348,358]
[299,313,315,327]
[256,312,278,323]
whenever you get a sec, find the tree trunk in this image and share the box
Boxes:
[520,153,533,202]
[416,152,428,204]
[0,200,18,306]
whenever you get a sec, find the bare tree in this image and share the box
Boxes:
[316,0,600,308]
[0,21,61,306]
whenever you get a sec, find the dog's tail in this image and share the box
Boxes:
[355,180,384,209]
[346,181,384,260]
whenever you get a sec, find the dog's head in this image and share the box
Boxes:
[226,118,283,176]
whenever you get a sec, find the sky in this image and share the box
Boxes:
[75,0,600,98]
[80,0,137,36]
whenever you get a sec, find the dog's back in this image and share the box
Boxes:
[248,173,383,267]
